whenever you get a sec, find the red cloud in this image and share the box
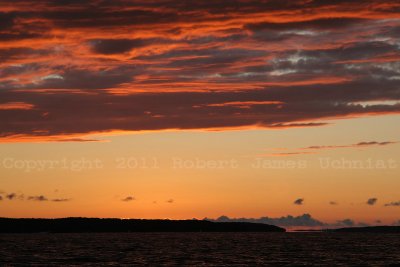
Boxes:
[1,0,400,141]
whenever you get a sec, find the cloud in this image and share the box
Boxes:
[6,193,17,200]
[294,198,304,205]
[166,199,174,204]
[51,198,71,202]
[0,102,35,110]
[1,192,71,202]
[357,141,398,146]
[245,17,368,33]
[26,196,71,202]
[89,38,165,55]
[27,195,48,201]
[122,196,135,202]
[332,219,370,227]
[5,193,23,200]
[208,214,325,227]
[0,195,2,201]
[329,201,338,205]
[206,214,372,228]
[53,138,102,142]
[268,123,330,128]
[384,201,400,207]
[1,0,400,141]
[367,198,378,206]
[303,141,398,150]
[268,141,399,156]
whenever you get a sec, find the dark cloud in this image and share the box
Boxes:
[89,39,154,54]
[23,67,137,90]
[0,12,16,31]
[27,195,48,201]
[1,81,400,139]
[367,198,378,206]
[1,191,71,202]
[207,214,373,228]
[294,198,304,205]
[208,214,325,227]
[357,141,398,147]
[166,199,174,204]
[0,48,49,63]
[6,193,17,200]
[122,196,135,202]
[1,0,400,140]
[0,192,24,200]
[329,201,338,205]
[246,17,368,32]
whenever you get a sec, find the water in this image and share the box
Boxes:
[1,232,399,266]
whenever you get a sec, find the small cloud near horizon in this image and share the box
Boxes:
[2,192,70,202]
[367,198,378,206]
[28,195,48,201]
[384,201,400,207]
[122,196,135,202]
[294,198,304,205]
[52,198,71,202]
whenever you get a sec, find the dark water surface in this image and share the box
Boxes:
[1,232,399,266]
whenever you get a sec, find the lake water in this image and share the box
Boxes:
[1,232,399,266]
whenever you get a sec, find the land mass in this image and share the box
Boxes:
[331,226,400,233]
[0,218,286,233]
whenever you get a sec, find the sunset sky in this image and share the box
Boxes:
[1,0,400,227]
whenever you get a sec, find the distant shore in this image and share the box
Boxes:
[1,218,399,233]
[0,218,285,233]
[330,226,400,233]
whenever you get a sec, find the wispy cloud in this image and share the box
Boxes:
[51,198,71,202]
[303,141,398,150]
[1,191,70,202]
[263,141,398,157]
[384,201,400,207]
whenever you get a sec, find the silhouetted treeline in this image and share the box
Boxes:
[0,218,286,233]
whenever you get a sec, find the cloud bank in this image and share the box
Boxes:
[206,214,375,228]
[0,0,400,141]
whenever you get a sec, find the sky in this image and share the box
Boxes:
[0,0,400,227]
